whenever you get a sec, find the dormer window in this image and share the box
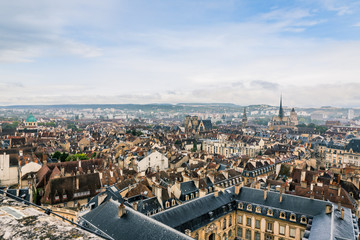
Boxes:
[300,216,307,224]
[238,203,244,209]
[165,201,170,208]
[256,206,261,213]
[186,195,189,201]
[247,204,252,211]
[280,211,286,219]
[290,213,296,222]
[267,209,273,216]
[172,199,176,206]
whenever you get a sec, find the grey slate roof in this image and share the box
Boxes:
[152,189,235,232]
[81,200,193,240]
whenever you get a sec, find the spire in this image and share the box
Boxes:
[279,94,284,119]
[242,107,248,127]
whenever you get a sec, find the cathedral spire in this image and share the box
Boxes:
[279,94,284,119]
[242,107,247,127]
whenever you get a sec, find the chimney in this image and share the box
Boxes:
[341,208,344,220]
[42,152,47,165]
[194,178,200,189]
[76,177,79,190]
[325,204,332,214]
[280,188,283,203]
[264,188,267,201]
[118,203,126,218]
[337,187,341,197]
[235,183,242,195]
[300,170,306,182]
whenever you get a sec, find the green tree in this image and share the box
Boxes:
[192,141,197,152]
[52,151,61,159]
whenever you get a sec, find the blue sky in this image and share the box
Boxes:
[1,0,360,107]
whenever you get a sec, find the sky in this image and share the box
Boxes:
[1,0,360,107]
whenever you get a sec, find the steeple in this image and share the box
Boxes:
[242,107,248,127]
[279,95,284,119]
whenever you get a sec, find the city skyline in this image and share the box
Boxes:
[1,0,360,107]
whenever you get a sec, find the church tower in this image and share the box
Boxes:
[290,108,298,126]
[242,107,248,128]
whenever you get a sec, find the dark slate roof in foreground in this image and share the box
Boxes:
[152,188,235,229]
[81,200,192,240]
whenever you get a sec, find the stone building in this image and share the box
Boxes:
[269,96,298,131]
[185,116,212,134]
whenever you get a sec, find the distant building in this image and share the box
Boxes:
[136,151,169,173]
[242,108,248,128]
[184,116,212,133]
[268,96,298,131]
[24,113,38,128]
[0,153,18,186]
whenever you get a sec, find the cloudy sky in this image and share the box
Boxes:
[1,0,360,107]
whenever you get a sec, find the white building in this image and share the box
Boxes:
[136,151,169,172]
[0,153,18,186]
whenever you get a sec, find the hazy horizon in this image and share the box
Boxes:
[1,0,360,107]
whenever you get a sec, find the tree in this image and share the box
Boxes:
[192,141,197,152]
[60,152,69,162]
[52,151,61,160]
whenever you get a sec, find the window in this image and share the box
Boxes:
[165,202,170,208]
[172,200,175,206]
[290,228,296,238]
[246,217,251,227]
[238,215,243,224]
[223,218,227,230]
[255,231,260,240]
[229,215,232,226]
[280,211,286,219]
[256,206,261,213]
[247,204,252,211]
[186,195,189,201]
[279,225,285,235]
[290,213,296,221]
[267,209,273,216]
[237,227,243,237]
[301,216,307,224]
[265,234,274,240]
[255,219,260,229]
[228,230,232,238]
[245,229,251,240]
[267,222,273,232]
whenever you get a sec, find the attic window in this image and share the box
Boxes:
[300,216,307,224]
[247,204,252,211]
[280,211,286,219]
[256,206,261,213]
[238,203,244,209]
[267,209,273,216]
[290,213,296,221]
[166,202,170,208]
[172,200,175,206]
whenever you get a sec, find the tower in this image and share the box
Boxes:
[242,107,248,128]
[290,108,298,126]
[278,95,284,119]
